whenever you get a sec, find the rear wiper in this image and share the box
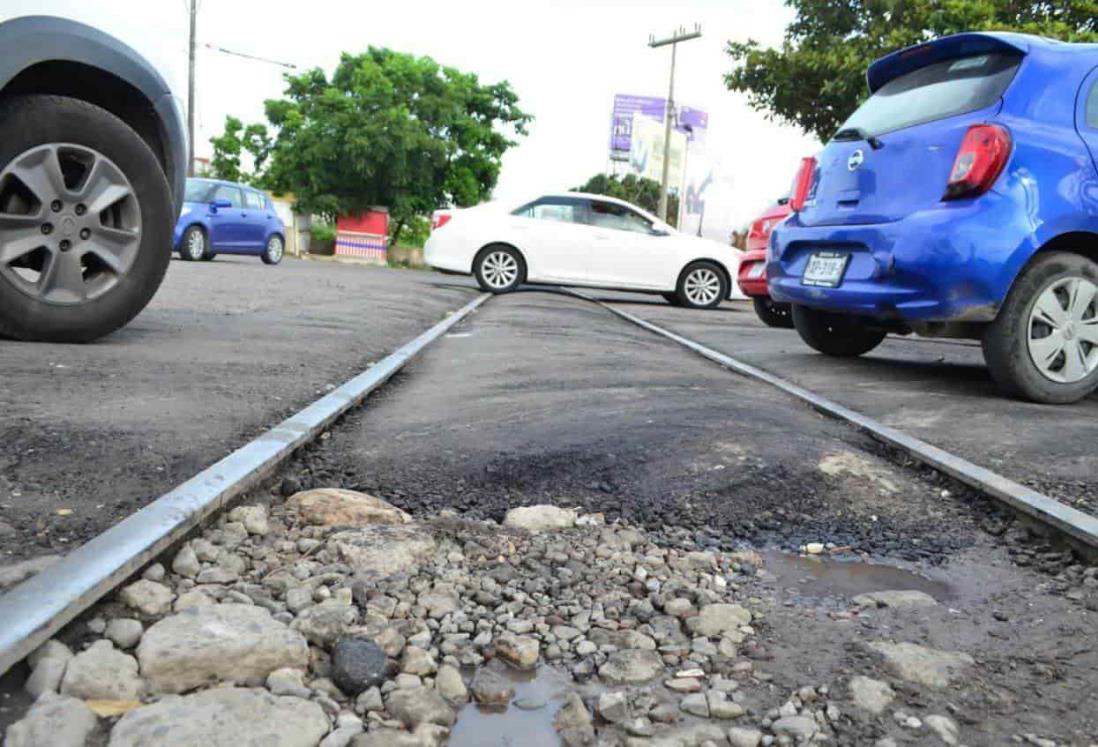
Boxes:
[833,127,882,150]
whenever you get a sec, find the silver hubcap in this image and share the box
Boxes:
[684,268,721,306]
[1027,275,1098,383]
[482,251,518,289]
[0,143,141,305]
[187,230,205,259]
[267,236,283,262]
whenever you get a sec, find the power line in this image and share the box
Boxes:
[202,43,297,70]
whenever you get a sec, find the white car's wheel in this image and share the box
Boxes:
[474,244,524,293]
[676,261,728,309]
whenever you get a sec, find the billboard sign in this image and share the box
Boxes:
[610,94,707,162]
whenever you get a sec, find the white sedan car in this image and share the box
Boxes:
[424,193,740,309]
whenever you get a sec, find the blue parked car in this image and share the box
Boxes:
[174,178,286,265]
[769,32,1098,404]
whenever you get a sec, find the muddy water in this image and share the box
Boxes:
[760,551,954,601]
[448,665,576,747]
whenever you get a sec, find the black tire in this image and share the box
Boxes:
[676,260,728,309]
[752,296,794,328]
[473,244,525,293]
[179,225,207,262]
[200,253,216,262]
[982,251,1098,404]
[262,234,284,265]
[0,95,172,343]
[791,304,887,357]
[662,292,682,307]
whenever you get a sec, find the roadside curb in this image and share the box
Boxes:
[0,292,490,675]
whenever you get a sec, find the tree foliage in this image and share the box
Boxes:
[257,47,530,241]
[725,0,1098,141]
[573,173,679,226]
[208,116,271,185]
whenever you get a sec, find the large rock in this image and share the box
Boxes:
[287,488,410,526]
[728,727,763,747]
[772,715,818,740]
[60,640,141,701]
[385,687,456,728]
[925,714,960,745]
[853,590,938,609]
[330,525,437,578]
[5,692,97,747]
[867,641,974,688]
[849,675,895,715]
[137,604,308,693]
[598,649,665,685]
[495,634,539,670]
[554,692,595,746]
[118,579,174,616]
[502,505,576,532]
[470,667,514,706]
[435,664,468,705]
[691,604,751,637]
[109,687,328,747]
[24,641,73,699]
[331,637,389,695]
[291,599,359,647]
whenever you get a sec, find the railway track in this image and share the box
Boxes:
[2,286,1096,683]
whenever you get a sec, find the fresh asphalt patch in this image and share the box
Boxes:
[591,291,1098,518]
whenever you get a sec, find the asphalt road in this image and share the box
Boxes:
[0,258,479,562]
[590,290,1098,517]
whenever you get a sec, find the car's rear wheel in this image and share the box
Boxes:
[262,234,284,265]
[791,305,886,357]
[0,95,172,342]
[180,225,206,261]
[982,251,1098,404]
[474,244,524,293]
[752,296,794,328]
[676,261,727,309]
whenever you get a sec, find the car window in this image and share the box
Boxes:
[184,179,217,203]
[838,52,1021,139]
[212,185,243,209]
[1087,80,1098,129]
[512,198,584,224]
[587,200,654,234]
[244,190,265,210]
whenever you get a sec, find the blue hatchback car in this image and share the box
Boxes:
[174,178,286,265]
[770,32,1098,404]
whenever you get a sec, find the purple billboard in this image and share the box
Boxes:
[610,94,707,161]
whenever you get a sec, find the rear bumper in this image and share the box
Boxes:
[768,194,1031,323]
[423,234,471,273]
[736,249,769,297]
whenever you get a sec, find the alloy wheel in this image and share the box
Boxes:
[684,267,721,306]
[267,236,283,262]
[1026,275,1098,383]
[482,251,518,289]
[187,229,205,260]
[0,143,141,305]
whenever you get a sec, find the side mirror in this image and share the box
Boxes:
[210,198,232,210]
[650,226,672,237]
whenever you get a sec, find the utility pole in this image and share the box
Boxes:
[187,0,197,176]
[648,24,701,224]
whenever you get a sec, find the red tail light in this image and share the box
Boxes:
[789,156,817,212]
[944,124,1011,200]
[432,213,452,230]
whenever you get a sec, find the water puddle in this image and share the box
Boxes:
[448,665,575,747]
[760,551,954,601]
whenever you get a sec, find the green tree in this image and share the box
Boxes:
[725,0,1098,142]
[573,173,679,226]
[259,48,530,244]
[208,115,271,185]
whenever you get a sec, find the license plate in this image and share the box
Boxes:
[747,262,766,279]
[801,252,850,288]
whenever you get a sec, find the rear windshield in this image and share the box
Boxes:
[838,52,1021,139]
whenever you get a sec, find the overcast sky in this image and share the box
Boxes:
[15,0,821,232]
